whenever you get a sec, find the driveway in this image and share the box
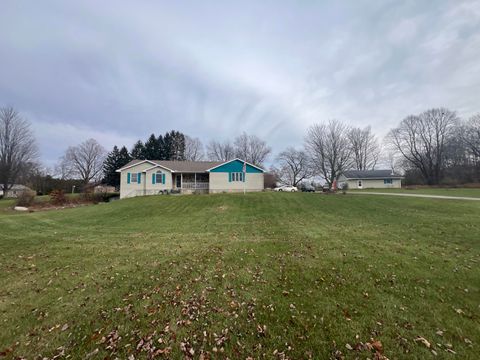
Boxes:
[352,192,480,201]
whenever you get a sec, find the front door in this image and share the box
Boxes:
[357,180,363,189]
[176,174,181,188]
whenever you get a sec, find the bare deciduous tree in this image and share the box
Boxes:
[348,126,380,170]
[463,114,480,159]
[207,140,235,161]
[274,147,312,186]
[184,136,205,161]
[60,138,106,184]
[0,107,38,193]
[387,108,458,185]
[305,120,352,187]
[233,132,271,166]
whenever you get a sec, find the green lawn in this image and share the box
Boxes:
[350,187,480,198]
[0,193,479,359]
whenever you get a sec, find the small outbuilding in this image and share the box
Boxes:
[338,170,403,189]
[0,184,34,198]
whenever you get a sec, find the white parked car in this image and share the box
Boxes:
[274,185,298,192]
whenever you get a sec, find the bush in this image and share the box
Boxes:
[50,189,67,205]
[16,190,36,207]
[80,191,119,204]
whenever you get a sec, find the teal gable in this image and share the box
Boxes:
[209,159,263,173]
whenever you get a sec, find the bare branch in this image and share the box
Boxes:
[305,120,353,186]
[0,106,38,192]
[59,138,106,184]
[184,136,205,161]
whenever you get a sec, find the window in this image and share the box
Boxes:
[155,171,163,184]
[384,179,393,185]
[231,172,244,182]
[131,173,138,183]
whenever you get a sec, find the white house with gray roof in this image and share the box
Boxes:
[116,158,265,199]
[338,170,403,189]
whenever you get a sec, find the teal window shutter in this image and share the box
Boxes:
[242,172,245,182]
[152,173,156,184]
[228,173,232,182]
[162,173,166,184]
[127,173,131,184]
[138,172,141,184]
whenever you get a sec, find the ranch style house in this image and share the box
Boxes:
[338,170,403,189]
[116,158,265,198]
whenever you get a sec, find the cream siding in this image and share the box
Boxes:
[209,172,264,193]
[345,178,402,189]
[119,162,173,199]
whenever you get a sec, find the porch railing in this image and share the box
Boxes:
[182,182,209,190]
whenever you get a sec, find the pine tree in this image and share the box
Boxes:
[157,134,166,160]
[163,132,172,160]
[103,146,121,187]
[103,145,132,188]
[118,146,131,166]
[130,140,146,159]
[144,134,160,159]
[171,130,186,160]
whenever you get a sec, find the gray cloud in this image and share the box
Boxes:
[1,0,479,166]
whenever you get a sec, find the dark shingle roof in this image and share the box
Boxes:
[342,170,403,179]
[152,160,224,172]
[118,160,224,172]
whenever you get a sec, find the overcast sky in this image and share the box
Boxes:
[1,0,479,167]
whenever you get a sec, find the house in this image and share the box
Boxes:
[338,170,403,189]
[0,184,34,198]
[116,158,265,199]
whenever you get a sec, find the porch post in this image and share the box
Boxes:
[194,173,197,189]
[181,173,183,189]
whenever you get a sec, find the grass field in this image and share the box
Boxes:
[1,193,479,359]
[350,188,480,198]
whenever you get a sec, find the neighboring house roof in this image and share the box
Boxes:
[341,170,404,179]
[10,184,31,190]
[117,160,224,173]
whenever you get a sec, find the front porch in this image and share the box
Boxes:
[173,173,209,193]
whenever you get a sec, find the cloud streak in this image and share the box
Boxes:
[0,0,479,166]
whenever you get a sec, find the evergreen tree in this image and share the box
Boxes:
[157,134,166,160]
[172,131,186,160]
[144,133,160,159]
[103,146,121,187]
[103,145,132,187]
[118,146,131,166]
[130,140,146,159]
[163,132,172,160]
[164,130,186,160]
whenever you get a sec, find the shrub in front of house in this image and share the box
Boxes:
[16,190,36,207]
[50,189,68,205]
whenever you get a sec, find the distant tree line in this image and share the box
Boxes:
[275,108,479,187]
[2,104,479,194]
[387,108,479,185]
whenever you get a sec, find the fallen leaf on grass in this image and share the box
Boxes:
[85,348,99,358]
[414,336,431,348]
[371,340,383,353]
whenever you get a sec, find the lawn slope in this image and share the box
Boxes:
[0,193,479,359]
